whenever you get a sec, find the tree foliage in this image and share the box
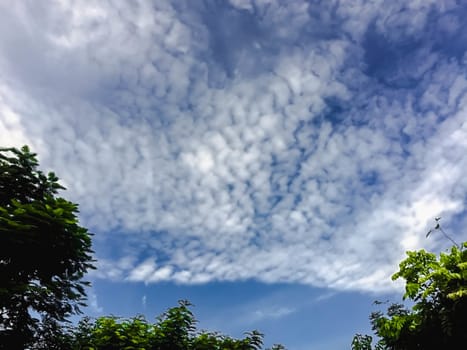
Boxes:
[67,300,285,350]
[0,146,95,349]
[352,241,467,349]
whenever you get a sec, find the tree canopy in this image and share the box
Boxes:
[352,240,467,349]
[66,300,285,350]
[0,146,95,349]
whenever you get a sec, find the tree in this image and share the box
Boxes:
[67,300,286,350]
[0,146,95,349]
[352,241,467,349]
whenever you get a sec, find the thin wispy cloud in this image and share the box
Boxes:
[87,288,103,314]
[251,306,296,323]
[1,0,467,295]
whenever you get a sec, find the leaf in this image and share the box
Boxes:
[53,208,64,216]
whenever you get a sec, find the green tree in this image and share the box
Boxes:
[0,146,95,349]
[68,300,286,350]
[352,241,467,349]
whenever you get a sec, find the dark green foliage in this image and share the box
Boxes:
[0,146,95,349]
[352,242,467,349]
[67,300,285,350]
[152,300,196,350]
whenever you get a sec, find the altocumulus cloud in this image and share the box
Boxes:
[1,0,467,293]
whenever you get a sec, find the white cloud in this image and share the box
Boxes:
[87,288,103,314]
[1,0,467,294]
[251,306,296,322]
[0,93,33,148]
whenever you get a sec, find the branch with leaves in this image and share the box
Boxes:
[352,230,467,349]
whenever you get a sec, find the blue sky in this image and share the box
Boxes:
[1,0,467,349]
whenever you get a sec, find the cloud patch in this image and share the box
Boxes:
[1,0,467,293]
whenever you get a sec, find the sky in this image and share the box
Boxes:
[1,0,467,349]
